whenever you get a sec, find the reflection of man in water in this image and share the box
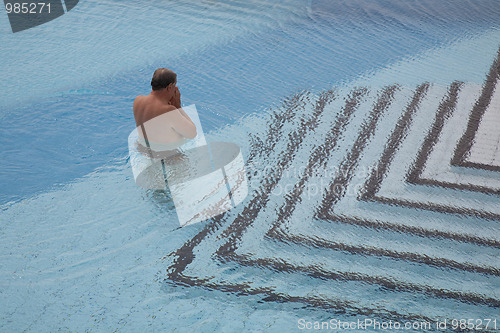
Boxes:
[133,68,197,151]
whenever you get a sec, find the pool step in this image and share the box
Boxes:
[166,51,500,326]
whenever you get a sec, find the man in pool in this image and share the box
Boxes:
[133,68,197,151]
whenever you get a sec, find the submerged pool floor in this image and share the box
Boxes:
[164,52,500,330]
[3,46,499,332]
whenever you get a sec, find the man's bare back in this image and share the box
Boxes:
[133,68,197,148]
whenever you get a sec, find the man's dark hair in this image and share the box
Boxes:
[151,68,177,91]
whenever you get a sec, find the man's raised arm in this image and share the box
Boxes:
[169,87,197,139]
[171,108,197,139]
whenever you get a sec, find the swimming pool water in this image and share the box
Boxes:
[2,0,499,205]
[1,0,499,331]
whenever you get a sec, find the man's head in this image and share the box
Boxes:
[151,68,177,91]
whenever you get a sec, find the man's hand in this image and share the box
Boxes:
[170,86,182,109]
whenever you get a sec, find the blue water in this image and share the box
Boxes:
[1,0,499,331]
[1,0,499,205]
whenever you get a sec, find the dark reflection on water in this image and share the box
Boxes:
[145,189,176,216]
[311,0,500,25]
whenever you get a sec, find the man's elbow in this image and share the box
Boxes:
[186,127,197,140]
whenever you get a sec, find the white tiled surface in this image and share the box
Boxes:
[419,83,500,188]
[468,80,500,167]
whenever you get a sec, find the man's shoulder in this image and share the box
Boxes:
[134,94,147,104]
[133,95,146,111]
